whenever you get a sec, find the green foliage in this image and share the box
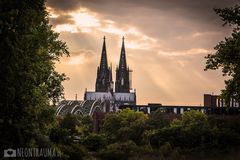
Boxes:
[59,144,87,160]
[205,5,240,104]
[51,109,240,159]
[182,110,208,127]
[149,111,211,148]
[181,111,210,147]
[49,127,71,144]
[207,115,240,148]
[98,140,138,160]
[82,133,106,152]
[106,140,138,155]
[146,109,170,130]
[160,142,172,157]
[60,114,81,135]
[80,116,94,135]
[149,124,183,148]
[53,109,240,159]
[215,128,240,147]
[49,114,96,159]
[98,149,127,160]
[0,0,69,148]
[50,114,94,146]
[149,111,240,151]
[103,108,147,144]
[170,119,182,127]
[169,150,182,160]
[214,5,240,27]
[208,115,240,133]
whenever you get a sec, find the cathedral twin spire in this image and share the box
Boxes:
[119,37,127,70]
[95,36,112,92]
[115,36,130,93]
[95,36,130,93]
[99,36,108,71]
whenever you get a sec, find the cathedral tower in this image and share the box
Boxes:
[115,37,130,93]
[95,36,113,92]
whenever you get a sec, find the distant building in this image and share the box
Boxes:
[119,94,240,115]
[57,37,136,117]
[204,94,239,107]
[84,36,136,112]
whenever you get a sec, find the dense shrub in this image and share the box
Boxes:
[59,144,87,160]
[82,133,106,151]
[102,109,147,144]
[98,149,127,160]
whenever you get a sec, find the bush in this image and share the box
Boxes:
[59,144,87,160]
[216,128,240,147]
[169,149,184,160]
[102,109,147,144]
[97,141,138,160]
[49,127,71,144]
[82,133,106,152]
[146,109,170,130]
[98,149,127,160]
[160,142,172,156]
[149,125,182,148]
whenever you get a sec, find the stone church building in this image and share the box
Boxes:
[84,36,136,112]
[57,37,136,117]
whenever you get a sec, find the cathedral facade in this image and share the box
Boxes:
[56,37,136,118]
[84,37,136,111]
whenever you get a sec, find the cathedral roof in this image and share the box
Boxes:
[85,91,135,102]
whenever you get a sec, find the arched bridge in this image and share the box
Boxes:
[56,100,104,117]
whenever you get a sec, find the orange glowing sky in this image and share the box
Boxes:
[47,0,237,105]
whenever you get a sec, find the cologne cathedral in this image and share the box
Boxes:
[84,36,136,111]
[56,37,136,117]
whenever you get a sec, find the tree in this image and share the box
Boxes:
[82,133,106,152]
[79,115,94,136]
[146,109,170,130]
[181,110,208,127]
[180,111,210,148]
[98,140,138,160]
[205,5,240,105]
[102,109,147,144]
[0,0,69,148]
[60,114,81,135]
[149,111,210,148]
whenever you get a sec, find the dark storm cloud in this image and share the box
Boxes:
[50,15,74,25]
[128,0,238,16]
[47,0,238,21]
[47,0,80,11]
[47,0,238,50]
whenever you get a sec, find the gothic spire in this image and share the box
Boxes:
[115,36,130,93]
[100,36,108,71]
[95,36,112,92]
[119,36,127,70]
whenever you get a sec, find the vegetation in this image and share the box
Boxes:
[205,5,240,105]
[102,108,147,144]
[1,1,240,159]
[52,109,240,160]
[0,0,68,151]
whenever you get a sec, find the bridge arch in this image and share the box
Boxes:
[56,100,105,117]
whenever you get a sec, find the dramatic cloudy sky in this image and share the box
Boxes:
[47,0,238,105]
